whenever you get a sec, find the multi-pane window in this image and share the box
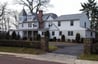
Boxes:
[28,23,32,27]
[52,31,55,36]
[68,31,73,36]
[91,32,92,36]
[84,22,86,28]
[59,31,62,35]
[22,24,24,27]
[58,21,61,26]
[33,24,37,27]
[70,20,74,26]
[42,32,44,35]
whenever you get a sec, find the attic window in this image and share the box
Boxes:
[84,22,86,28]
[58,21,61,26]
[70,20,74,26]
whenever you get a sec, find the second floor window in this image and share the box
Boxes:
[28,23,32,27]
[70,20,74,26]
[22,24,24,27]
[58,21,61,26]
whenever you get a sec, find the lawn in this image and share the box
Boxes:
[79,54,98,61]
[0,46,58,54]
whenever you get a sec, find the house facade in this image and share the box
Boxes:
[18,9,95,40]
[48,13,95,40]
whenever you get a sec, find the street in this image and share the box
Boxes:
[0,54,64,64]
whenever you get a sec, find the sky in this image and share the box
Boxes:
[1,0,98,16]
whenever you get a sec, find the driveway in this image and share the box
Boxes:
[51,42,84,56]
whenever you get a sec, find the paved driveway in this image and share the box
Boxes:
[52,43,83,56]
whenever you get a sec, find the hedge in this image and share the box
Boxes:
[0,40,40,48]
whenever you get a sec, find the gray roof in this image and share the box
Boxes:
[55,13,86,21]
[43,13,58,20]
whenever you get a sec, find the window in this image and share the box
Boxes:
[52,31,55,36]
[59,31,62,35]
[42,32,44,35]
[58,21,61,26]
[68,31,73,36]
[91,32,93,36]
[84,22,86,28]
[22,24,24,27]
[33,24,37,27]
[70,20,74,26]
[28,23,32,27]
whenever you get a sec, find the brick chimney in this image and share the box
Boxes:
[38,10,44,29]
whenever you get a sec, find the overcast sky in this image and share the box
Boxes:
[1,0,98,16]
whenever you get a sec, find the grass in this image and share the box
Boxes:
[79,54,98,61]
[0,46,58,54]
[0,46,45,55]
[49,45,58,52]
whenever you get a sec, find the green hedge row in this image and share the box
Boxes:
[0,40,40,48]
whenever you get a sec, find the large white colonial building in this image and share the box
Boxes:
[17,9,95,40]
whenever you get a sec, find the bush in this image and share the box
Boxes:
[72,39,76,43]
[75,33,81,43]
[11,31,17,39]
[57,39,61,42]
[53,37,56,41]
[67,39,71,42]
[0,40,40,48]
[92,43,98,54]
[37,34,41,41]
[61,35,65,42]
[23,37,27,40]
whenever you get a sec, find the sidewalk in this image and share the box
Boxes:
[0,52,98,64]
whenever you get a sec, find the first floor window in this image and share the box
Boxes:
[42,32,44,35]
[68,31,73,36]
[59,31,62,35]
[52,31,55,36]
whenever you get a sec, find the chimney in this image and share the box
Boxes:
[38,10,44,29]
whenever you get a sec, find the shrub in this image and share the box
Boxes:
[11,31,17,39]
[37,34,41,41]
[61,35,65,42]
[67,39,71,42]
[45,31,50,40]
[53,37,56,41]
[72,39,76,43]
[0,40,40,48]
[23,37,27,40]
[57,39,61,42]
[6,31,10,39]
[92,43,98,54]
[75,33,81,43]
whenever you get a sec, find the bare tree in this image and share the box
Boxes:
[15,0,50,14]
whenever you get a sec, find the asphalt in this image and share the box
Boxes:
[53,44,83,56]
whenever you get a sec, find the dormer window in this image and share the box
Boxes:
[70,20,74,26]
[84,22,86,28]
[58,21,61,26]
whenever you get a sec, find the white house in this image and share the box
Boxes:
[17,9,95,40]
[18,9,58,40]
[48,13,95,40]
